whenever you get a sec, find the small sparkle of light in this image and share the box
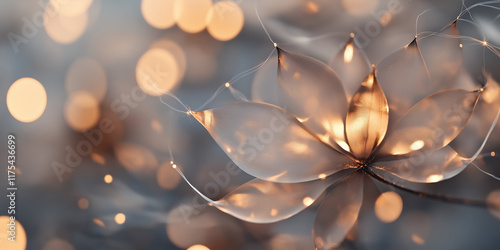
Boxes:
[483,41,488,46]
[303,197,315,206]
[350,32,355,38]
[93,218,105,227]
[104,174,113,183]
[492,151,496,157]
[410,140,424,151]
[273,42,278,47]
[426,174,443,183]
[225,82,230,88]
[172,164,177,169]
[114,213,126,224]
[459,43,463,48]
[270,208,278,216]
[318,173,327,179]
[344,43,354,63]
[170,160,174,164]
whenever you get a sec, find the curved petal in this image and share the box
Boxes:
[418,22,462,90]
[329,38,371,100]
[215,170,353,223]
[346,71,389,160]
[277,48,349,152]
[313,172,364,250]
[376,38,431,123]
[372,146,468,183]
[193,102,356,183]
[251,56,280,106]
[376,89,480,159]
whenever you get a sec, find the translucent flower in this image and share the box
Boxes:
[181,22,499,249]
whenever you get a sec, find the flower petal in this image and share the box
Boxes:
[373,146,468,183]
[346,71,389,160]
[193,102,356,183]
[251,55,280,106]
[376,38,431,123]
[418,22,462,90]
[313,172,364,250]
[215,170,353,223]
[329,38,371,100]
[277,48,349,152]
[376,89,480,159]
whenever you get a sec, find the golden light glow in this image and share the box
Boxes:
[318,173,327,179]
[206,1,244,41]
[337,140,351,152]
[115,143,158,172]
[483,41,488,46]
[115,213,126,224]
[136,48,180,96]
[459,43,463,48]
[426,174,443,183]
[93,218,105,227]
[174,0,212,33]
[64,91,100,131]
[151,119,163,133]
[44,2,88,44]
[412,234,425,245]
[482,81,499,104]
[157,162,181,190]
[285,142,310,154]
[78,198,89,209]
[375,191,403,223]
[492,151,496,157]
[91,153,106,165]
[225,82,231,88]
[141,0,176,29]
[0,216,27,250]
[305,1,319,14]
[151,39,187,83]
[187,245,210,250]
[303,197,315,206]
[380,12,392,26]
[66,57,107,102]
[487,190,500,219]
[7,77,47,123]
[344,42,354,63]
[270,208,278,216]
[410,140,425,151]
[50,0,93,17]
[342,0,379,16]
[104,174,113,183]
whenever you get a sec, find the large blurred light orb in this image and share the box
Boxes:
[7,77,47,123]
[64,91,100,131]
[151,39,187,83]
[141,0,176,29]
[136,48,180,96]
[0,216,27,250]
[174,0,212,33]
[50,0,93,17]
[206,1,244,41]
[66,57,107,102]
[375,191,403,223]
[44,2,88,44]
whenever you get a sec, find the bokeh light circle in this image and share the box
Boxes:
[206,1,244,41]
[136,48,180,96]
[173,0,212,33]
[64,91,100,131]
[7,77,47,123]
[141,0,176,29]
[44,2,88,44]
[0,216,27,250]
[66,57,107,102]
[375,191,403,223]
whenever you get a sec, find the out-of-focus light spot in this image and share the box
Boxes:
[50,0,93,17]
[487,190,500,219]
[426,174,443,183]
[410,140,424,151]
[206,1,244,41]
[64,91,100,132]
[187,245,210,250]
[44,2,88,44]
[104,174,113,183]
[7,77,47,123]
[174,0,212,33]
[114,143,158,172]
[492,151,496,157]
[136,48,180,96]
[141,0,176,29]
[303,197,314,206]
[78,198,89,209]
[342,0,379,16]
[344,42,354,63]
[66,57,107,102]
[157,162,181,190]
[305,1,319,14]
[318,173,327,179]
[42,238,76,250]
[412,234,425,245]
[93,218,105,227]
[115,213,126,224]
[482,81,499,104]
[483,40,488,46]
[459,43,463,48]
[380,12,392,26]
[151,39,187,84]
[151,119,163,133]
[225,82,231,88]
[375,191,403,223]
[0,216,27,250]
[270,208,278,216]
[91,153,106,165]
